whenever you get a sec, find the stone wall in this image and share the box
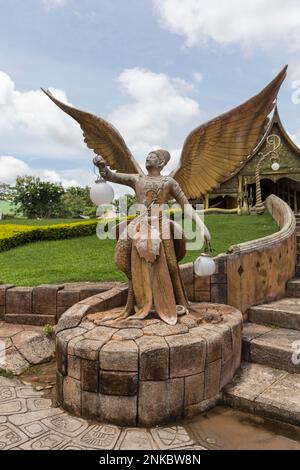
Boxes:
[181,194,296,319]
[0,282,125,325]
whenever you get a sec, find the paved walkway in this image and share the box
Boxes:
[1,375,300,450]
[0,376,205,450]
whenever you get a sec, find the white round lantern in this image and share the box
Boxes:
[271,161,280,172]
[90,178,114,205]
[194,253,216,277]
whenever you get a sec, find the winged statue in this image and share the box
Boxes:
[42,65,287,325]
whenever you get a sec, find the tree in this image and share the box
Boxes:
[10,176,65,219]
[60,186,96,218]
[113,194,137,216]
[0,183,12,200]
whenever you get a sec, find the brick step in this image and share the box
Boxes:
[242,322,300,374]
[249,298,300,330]
[222,362,300,427]
[286,278,300,297]
[4,314,56,326]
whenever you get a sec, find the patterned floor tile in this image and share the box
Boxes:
[16,386,46,399]
[20,421,49,438]
[0,423,29,450]
[0,385,17,403]
[116,428,155,450]
[0,399,27,416]
[150,426,195,450]
[19,432,70,450]
[74,424,121,450]
[41,414,88,438]
[26,397,52,412]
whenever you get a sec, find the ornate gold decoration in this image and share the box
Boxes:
[255,134,282,214]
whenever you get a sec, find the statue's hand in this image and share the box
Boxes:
[93,155,107,169]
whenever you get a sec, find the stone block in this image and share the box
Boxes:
[33,284,63,316]
[83,325,115,341]
[204,359,221,399]
[210,273,227,284]
[67,335,85,356]
[68,355,81,380]
[100,340,138,371]
[214,256,227,274]
[56,371,64,405]
[75,339,104,360]
[184,372,204,406]
[63,376,82,415]
[220,356,235,389]
[166,334,206,377]
[184,394,220,419]
[99,370,138,396]
[194,289,211,302]
[98,394,137,426]
[0,284,14,306]
[136,336,169,380]
[0,305,5,321]
[81,391,101,419]
[210,283,227,304]
[56,326,86,374]
[4,314,56,326]
[191,326,222,364]
[79,287,105,301]
[214,324,233,363]
[143,322,188,337]
[57,290,80,308]
[194,276,210,291]
[231,322,242,371]
[81,359,99,392]
[6,287,32,315]
[56,304,91,333]
[56,307,67,320]
[138,378,184,426]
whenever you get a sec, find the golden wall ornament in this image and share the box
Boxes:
[255,134,282,214]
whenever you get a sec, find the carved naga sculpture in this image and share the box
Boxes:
[42,66,287,324]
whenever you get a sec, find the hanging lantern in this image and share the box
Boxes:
[271,161,280,172]
[194,253,216,277]
[90,176,114,205]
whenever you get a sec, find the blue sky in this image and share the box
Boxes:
[0,0,300,193]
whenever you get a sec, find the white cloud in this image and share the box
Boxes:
[0,155,93,188]
[0,71,83,153]
[109,67,200,167]
[153,0,300,51]
[43,0,67,11]
[193,72,203,83]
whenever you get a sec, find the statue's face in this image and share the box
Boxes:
[145,152,161,169]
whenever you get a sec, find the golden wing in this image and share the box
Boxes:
[42,88,144,175]
[171,65,288,199]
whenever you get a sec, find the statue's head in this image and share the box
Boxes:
[145,149,171,171]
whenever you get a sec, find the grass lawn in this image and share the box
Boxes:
[0,214,278,286]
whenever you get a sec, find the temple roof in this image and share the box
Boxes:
[221,104,300,185]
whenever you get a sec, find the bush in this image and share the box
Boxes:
[0,216,135,252]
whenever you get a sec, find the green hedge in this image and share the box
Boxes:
[0,209,183,253]
[0,217,135,252]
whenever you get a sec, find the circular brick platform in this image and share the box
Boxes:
[56,303,242,426]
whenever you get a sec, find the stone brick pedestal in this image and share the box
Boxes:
[56,302,242,426]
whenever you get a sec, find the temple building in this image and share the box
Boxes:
[204,107,300,214]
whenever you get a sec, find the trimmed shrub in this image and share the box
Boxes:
[0,216,135,252]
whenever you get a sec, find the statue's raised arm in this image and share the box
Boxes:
[93,155,138,188]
